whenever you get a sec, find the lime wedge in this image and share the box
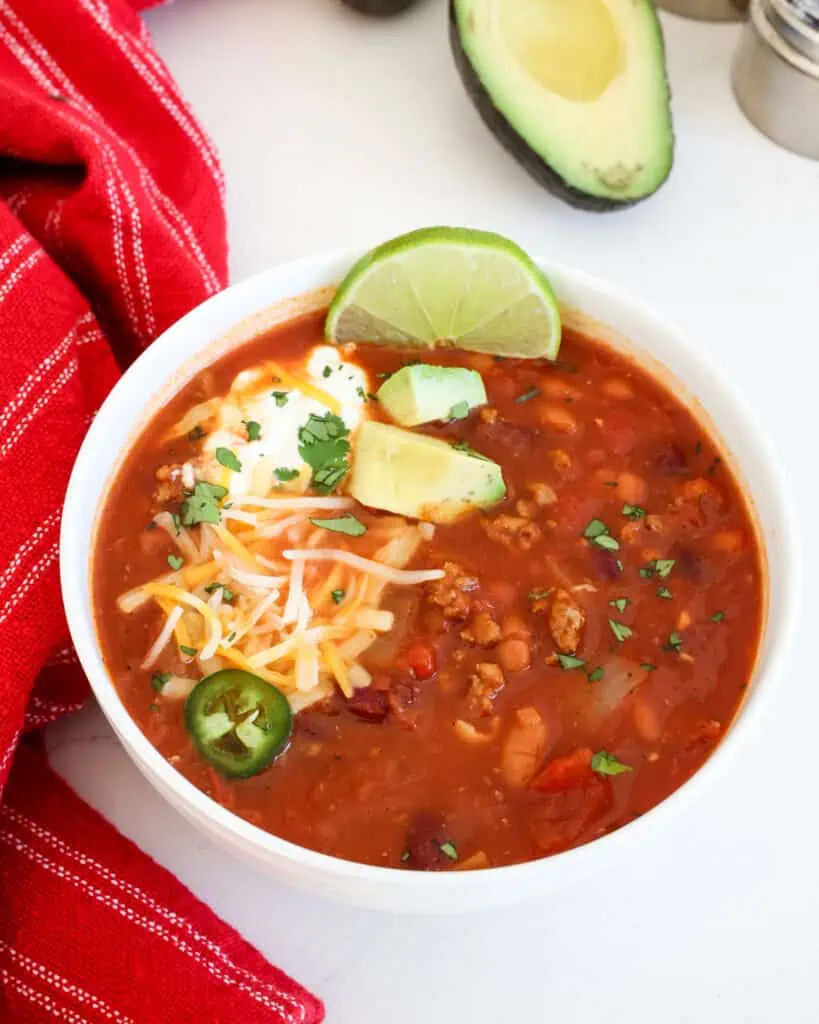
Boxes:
[325,227,562,359]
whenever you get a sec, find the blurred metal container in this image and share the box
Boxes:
[656,0,749,19]
[733,0,819,159]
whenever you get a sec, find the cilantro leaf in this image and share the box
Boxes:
[179,481,227,527]
[275,467,300,482]
[298,412,350,494]
[591,751,633,776]
[587,666,604,683]
[215,447,242,473]
[557,654,586,671]
[331,589,345,605]
[608,619,633,643]
[439,841,458,861]
[622,503,646,520]
[309,514,366,537]
[167,554,184,571]
[204,582,234,603]
[151,673,170,693]
[179,645,197,657]
[515,387,540,404]
[244,420,262,441]
[272,391,288,407]
[610,597,630,613]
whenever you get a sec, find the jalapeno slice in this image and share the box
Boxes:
[184,669,292,778]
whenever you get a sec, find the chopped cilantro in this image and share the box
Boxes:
[584,519,608,539]
[587,666,604,683]
[167,554,184,571]
[656,586,672,599]
[150,703,159,712]
[171,512,182,536]
[331,589,345,605]
[226,631,236,643]
[655,559,675,578]
[641,662,657,672]
[452,440,490,461]
[711,610,725,623]
[322,365,333,378]
[151,673,170,693]
[204,582,234,603]
[639,565,655,579]
[603,480,619,488]
[309,514,366,537]
[622,503,646,520]
[298,412,350,493]
[179,645,197,657]
[215,447,242,473]
[449,400,470,420]
[591,751,633,776]
[557,653,586,671]
[584,519,620,551]
[610,597,630,613]
[244,420,262,442]
[439,841,458,861]
[180,480,227,527]
[356,385,366,400]
[272,390,288,407]
[707,456,722,476]
[187,424,205,441]
[515,386,541,404]
[665,632,683,652]
[274,467,300,482]
[608,619,633,643]
[400,849,410,863]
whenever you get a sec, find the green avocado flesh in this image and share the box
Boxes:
[450,0,674,210]
[349,421,505,524]
[377,365,487,426]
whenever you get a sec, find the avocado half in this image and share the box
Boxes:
[449,0,674,212]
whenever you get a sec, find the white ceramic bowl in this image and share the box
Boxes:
[61,249,798,913]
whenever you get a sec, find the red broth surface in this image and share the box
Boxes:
[93,311,764,870]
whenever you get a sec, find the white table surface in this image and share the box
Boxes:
[47,2,818,1021]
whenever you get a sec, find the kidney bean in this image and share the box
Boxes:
[650,441,688,475]
[591,547,622,580]
[403,811,450,871]
[346,688,389,723]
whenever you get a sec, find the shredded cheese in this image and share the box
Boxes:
[210,524,258,567]
[320,640,352,698]
[282,548,445,585]
[265,360,342,415]
[141,605,183,670]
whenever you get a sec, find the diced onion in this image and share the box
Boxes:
[282,559,304,625]
[282,548,445,585]
[160,675,198,700]
[141,605,183,670]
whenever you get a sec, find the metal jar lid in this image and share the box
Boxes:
[733,0,819,159]
[656,0,748,20]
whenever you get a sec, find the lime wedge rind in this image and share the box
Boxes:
[325,227,562,360]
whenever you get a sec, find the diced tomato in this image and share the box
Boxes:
[528,747,611,855]
[530,747,594,793]
[407,642,437,681]
[601,409,639,455]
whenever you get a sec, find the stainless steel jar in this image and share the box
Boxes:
[733,0,819,159]
[655,0,749,19]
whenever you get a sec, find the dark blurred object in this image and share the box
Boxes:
[656,0,748,18]
[340,0,419,15]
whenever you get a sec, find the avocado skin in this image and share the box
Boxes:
[341,0,419,15]
[447,1,674,213]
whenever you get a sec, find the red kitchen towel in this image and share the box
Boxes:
[0,1,324,1021]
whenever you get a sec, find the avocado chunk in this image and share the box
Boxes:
[377,365,487,427]
[450,0,674,211]
[349,421,505,523]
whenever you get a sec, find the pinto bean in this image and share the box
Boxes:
[615,472,648,506]
[346,688,389,723]
[497,637,532,674]
[538,403,578,435]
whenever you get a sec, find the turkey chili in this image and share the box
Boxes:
[93,309,764,870]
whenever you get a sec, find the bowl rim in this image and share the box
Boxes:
[60,248,801,895]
